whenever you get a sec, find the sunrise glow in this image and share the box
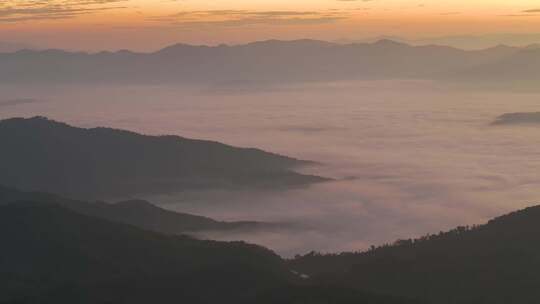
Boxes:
[1,0,539,50]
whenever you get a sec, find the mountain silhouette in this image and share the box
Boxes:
[0,185,274,234]
[0,39,533,85]
[0,117,327,199]
[0,201,423,304]
[291,204,540,304]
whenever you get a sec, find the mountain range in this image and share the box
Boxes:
[0,117,326,199]
[0,39,538,85]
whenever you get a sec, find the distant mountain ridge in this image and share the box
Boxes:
[0,117,327,199]
[0,39,537,85]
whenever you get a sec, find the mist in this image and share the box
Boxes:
[2,80,539,257]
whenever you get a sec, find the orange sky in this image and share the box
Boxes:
[1,0,539,51]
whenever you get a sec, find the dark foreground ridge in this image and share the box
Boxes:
[4,184,540,303]
[0,201,423,304]
[291,204,540,304]
[0,116,328,199]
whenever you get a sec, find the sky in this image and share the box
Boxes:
[1,0,540,51]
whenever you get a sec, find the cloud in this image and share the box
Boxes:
[501,13,540,17]
[148,10,349,27]
[0,0,128,22]
[500,8,540,18]
[439,12,461,16]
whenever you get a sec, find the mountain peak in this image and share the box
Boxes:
[155,42,206,55]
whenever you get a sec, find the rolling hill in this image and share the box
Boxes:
[0,117,326,199]
[291,204,540,304]
[0,201,423,304]
[0,202,287,304]
[0,185,272,234]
